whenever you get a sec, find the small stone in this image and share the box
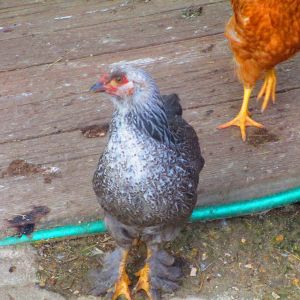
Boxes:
[9,266,16,273]
[190,267,197,277]
[200,262,207,271]
[245,264,253,269]
[272,291,280,299]
[202,252,208,261]
[241,238,246,244]
[90,247,104,256]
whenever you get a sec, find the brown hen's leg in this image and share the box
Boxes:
[257,68,277,112]
[218,87,264,141]
[112,249,132,300]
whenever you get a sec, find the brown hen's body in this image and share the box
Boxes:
[219,0,300,140]
[228,0,300,86]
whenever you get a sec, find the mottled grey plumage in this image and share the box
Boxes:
[89,66,204,299]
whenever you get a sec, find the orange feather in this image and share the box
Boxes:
[227,0,300,86]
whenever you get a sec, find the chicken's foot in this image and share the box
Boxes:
[112,249,132,300]
[134,248,152,299]
[134,248,182,300]
[257,68,277,112]
[218,87,264,141]
[89,247,132,299]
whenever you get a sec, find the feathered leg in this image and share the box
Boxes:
[89,214,137,299]
[112,249,131,300]
[134,245,182,300]
[257,68,277,112]
[89,247,132,299]
[218,87,264,141]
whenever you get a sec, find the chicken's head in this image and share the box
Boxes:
[90,66,160,107]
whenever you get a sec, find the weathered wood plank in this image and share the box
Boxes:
[0,0,43,10]
[0,0,230,71]
[0,34,229,143]
[1,34,300,144]
[0,0,224,32]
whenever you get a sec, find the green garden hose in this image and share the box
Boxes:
[0,186,299,247]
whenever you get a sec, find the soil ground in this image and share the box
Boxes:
[35,204,300,299]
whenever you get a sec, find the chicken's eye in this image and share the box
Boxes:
[115,76,122,83]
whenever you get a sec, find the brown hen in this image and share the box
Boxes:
[219,0,300,141]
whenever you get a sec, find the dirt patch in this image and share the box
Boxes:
[35,205,300,299]
[1,160,62,183]
[0,25,16,33]
[201,44,214,53]
[1,160,43,177]
[181,5,203,18]
[247,128,280,147]
[80,124,109,138]
[35,234,116,297]
[205,109,214,116]
[8,206,50,236]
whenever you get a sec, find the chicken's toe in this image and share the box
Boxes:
[88,247,131,299]
[134,249,182,300]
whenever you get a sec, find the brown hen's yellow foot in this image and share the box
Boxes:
[257,68,277,112]
[218,87,264,141]
[112,250,132,300]
[134,249,152,299]
[218,112,264,141]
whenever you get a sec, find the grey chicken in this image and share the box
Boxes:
[89,66,204,299]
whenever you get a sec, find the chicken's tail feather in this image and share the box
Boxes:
[161,94,183,118]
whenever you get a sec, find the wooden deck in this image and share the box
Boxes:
[1,0,300,237]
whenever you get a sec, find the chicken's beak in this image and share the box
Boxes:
[90,81,106,93]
